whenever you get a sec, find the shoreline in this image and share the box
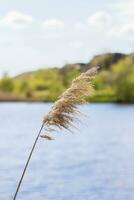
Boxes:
[0,99,133,104]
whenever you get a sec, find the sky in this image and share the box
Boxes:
[0,0,134,76]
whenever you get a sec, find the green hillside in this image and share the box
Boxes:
[0,52,134,103]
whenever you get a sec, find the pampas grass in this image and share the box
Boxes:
[42,66,99,138]
[13,66,99,199]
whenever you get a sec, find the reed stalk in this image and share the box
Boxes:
[13,66,99,199]
[13,124,44,200]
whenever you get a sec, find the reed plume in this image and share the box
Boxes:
[13,66,99,200]
[42,66,99,138]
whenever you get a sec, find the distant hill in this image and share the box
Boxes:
[0,52,134,103]
[14,71,35,80]
[60,53,126,73]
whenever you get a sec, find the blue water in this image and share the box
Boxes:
[0,103,134,200]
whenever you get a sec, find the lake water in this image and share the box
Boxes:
[0,103,134,200]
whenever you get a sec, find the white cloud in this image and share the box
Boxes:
[110,22,134,37]
[75,11,111,32]
[115,0,134,15]
[0,10,34,28]
[88,11,111,28]
[42,19,64,29]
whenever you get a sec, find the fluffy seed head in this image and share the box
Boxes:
[41,66,99,138]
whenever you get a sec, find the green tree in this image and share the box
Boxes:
[115,74,134,102]
[112,57,134,102]
[0,73,14,92]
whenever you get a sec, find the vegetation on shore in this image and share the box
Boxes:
[0,52,134,103]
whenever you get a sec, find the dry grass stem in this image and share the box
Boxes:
[41,66,99,138]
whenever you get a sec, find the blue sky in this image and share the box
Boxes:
[0,0,134,76]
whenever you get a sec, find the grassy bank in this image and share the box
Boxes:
[0,52,134,103]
